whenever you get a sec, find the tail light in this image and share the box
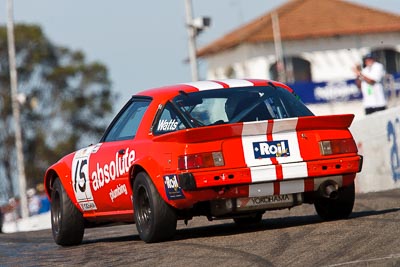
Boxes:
[319,138,357,156]
[178,151,224,170]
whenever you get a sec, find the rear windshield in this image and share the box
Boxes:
[172,85,313,127]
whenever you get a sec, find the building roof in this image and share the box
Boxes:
[197,0,400,58]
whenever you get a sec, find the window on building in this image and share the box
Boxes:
[370,48,400,75]
[270,56,312,83]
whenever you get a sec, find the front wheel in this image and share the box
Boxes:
[51,178,85,246]
[314,182,355,221]
[133,172,177,243]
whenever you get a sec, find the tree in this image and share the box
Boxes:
[0,24,116,196]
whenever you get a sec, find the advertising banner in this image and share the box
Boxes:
[288,73,400,104]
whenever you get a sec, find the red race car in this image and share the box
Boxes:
[44,79,363,245]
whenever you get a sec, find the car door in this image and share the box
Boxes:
[75,98,151,214]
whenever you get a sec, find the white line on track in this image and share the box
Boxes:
[325,254,400,266]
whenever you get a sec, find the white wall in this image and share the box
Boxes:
[204,33,400,82]
[350,106,400,193]
[308,100,365,120]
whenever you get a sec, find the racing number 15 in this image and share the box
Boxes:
[74,159,87,193]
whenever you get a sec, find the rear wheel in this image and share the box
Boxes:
[314,182,355,221]
[133,172,177,243]
[51,178,85,246]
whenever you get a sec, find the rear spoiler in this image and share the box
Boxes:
[153,114,355,143]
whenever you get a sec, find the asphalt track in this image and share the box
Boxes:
[1,189,400,267]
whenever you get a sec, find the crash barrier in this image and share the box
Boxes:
[350,106,400,193]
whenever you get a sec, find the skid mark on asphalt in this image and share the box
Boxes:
[172,242,274,267]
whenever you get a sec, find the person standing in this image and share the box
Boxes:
[36,183,50,214]
[353,53,387,115]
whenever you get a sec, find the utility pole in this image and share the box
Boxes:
[184,0,211,82]
[272,11,286,83]
[184,0,199,81]
[7,0,29,219]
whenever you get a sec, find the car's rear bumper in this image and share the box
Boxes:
[178,155,362,190]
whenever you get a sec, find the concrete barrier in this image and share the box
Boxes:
[350,106,400,193]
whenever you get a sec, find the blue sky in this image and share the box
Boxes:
[1,0,400,107]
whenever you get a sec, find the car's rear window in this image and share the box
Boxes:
[172,85,313,127]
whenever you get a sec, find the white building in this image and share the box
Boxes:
[197,0,400,118]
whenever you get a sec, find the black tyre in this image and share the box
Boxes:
[133,172,177,243]
[51,178,85,246]
[233,212,263,226]
[314,182,355,221]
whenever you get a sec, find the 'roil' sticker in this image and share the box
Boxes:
[164,175,185,200]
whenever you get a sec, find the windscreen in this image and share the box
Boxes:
[172,85,313,127]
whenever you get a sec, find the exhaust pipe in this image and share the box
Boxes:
[319,181,339,199]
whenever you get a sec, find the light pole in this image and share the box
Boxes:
[7,0,29,219]
[184,0,211,82]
